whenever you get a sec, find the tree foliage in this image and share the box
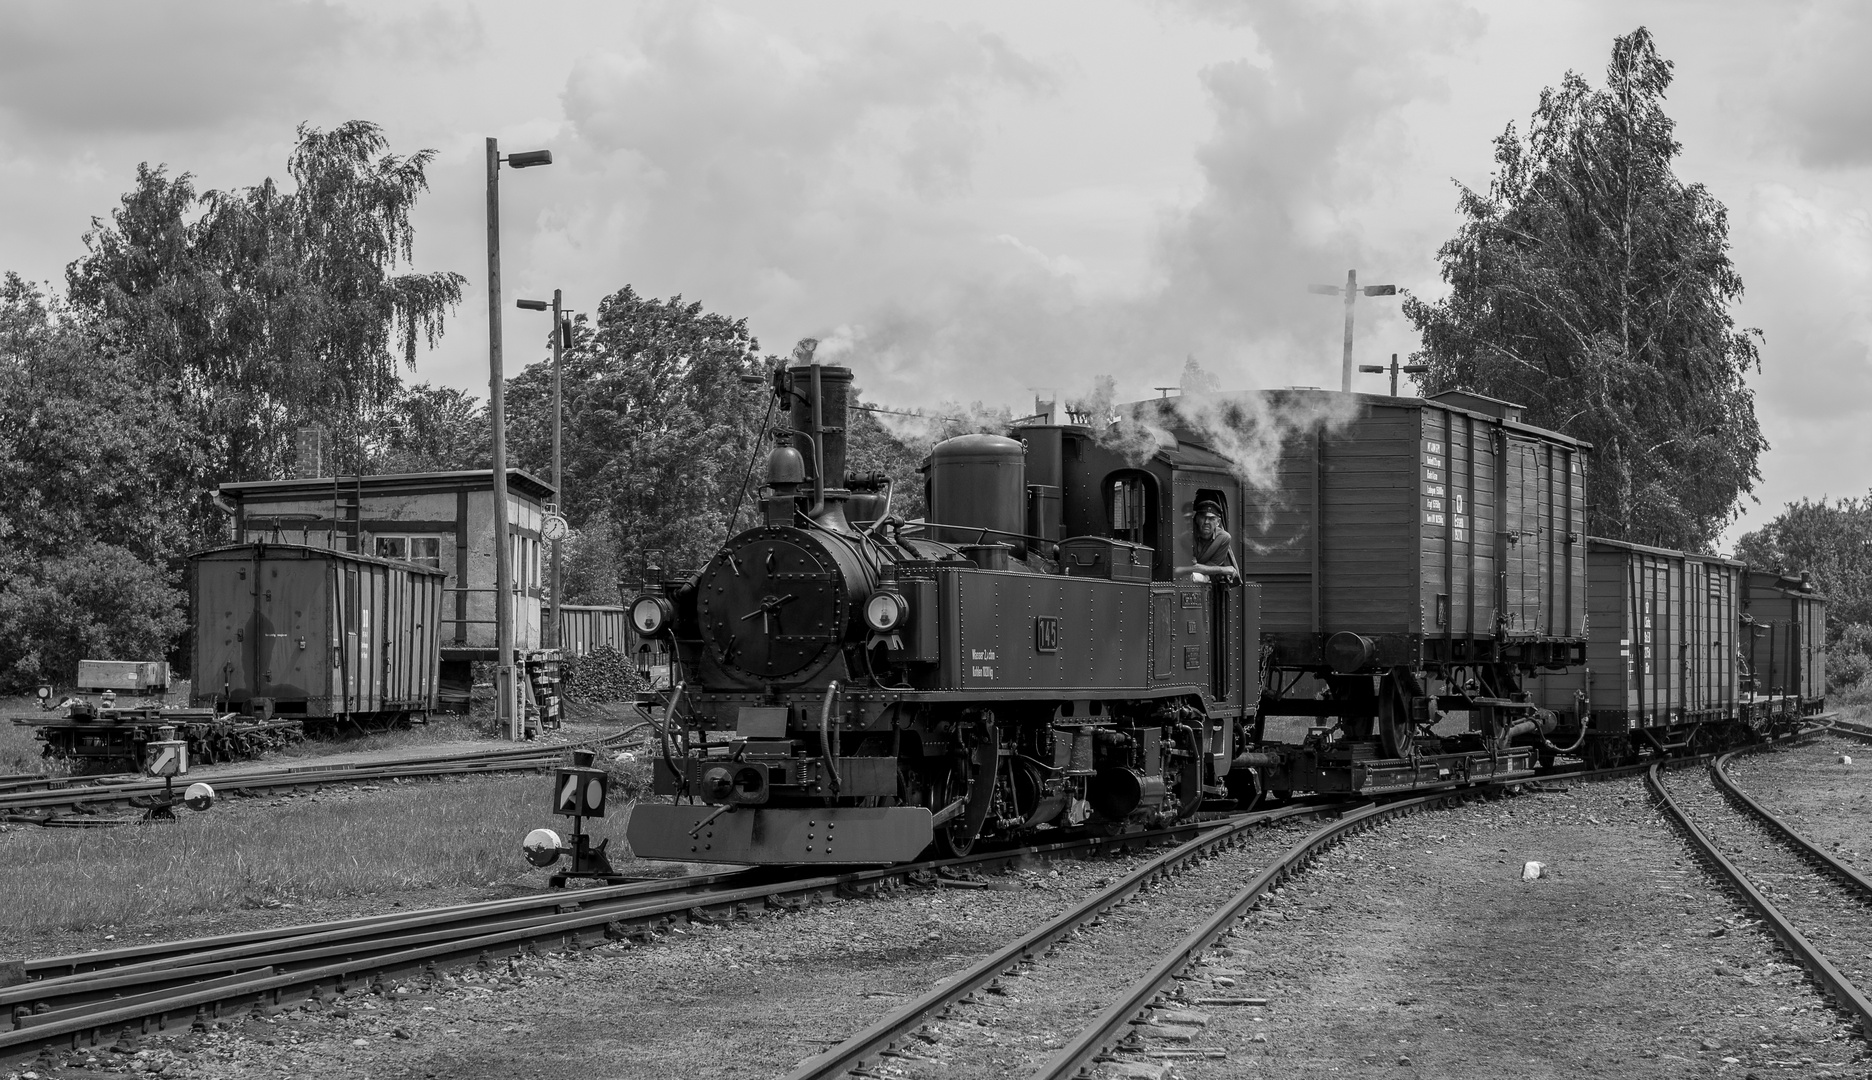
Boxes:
[1404,28,1764,552]
[504,287,775,593]
[0,543,188,690]
[68,121,465,494]
[0,274,193,688]
[375,383,489,474]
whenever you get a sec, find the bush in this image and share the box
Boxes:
[0,542,186,692]
[1829,622,1872,696]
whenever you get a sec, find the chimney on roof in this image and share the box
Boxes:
[294,427,327,479]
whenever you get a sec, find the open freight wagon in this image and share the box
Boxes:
[191,543,445,726]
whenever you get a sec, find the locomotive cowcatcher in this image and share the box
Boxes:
[623,358,1258,865]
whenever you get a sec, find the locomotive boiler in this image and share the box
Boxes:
[620,360,1257,865]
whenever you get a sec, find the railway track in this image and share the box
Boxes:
[780,793,1470,1080]
[1647,725,1872,1041]
[0,722,1832,1067]
[775,725,1833,1079]
[0,815,1234,1064]
[0,726,650,826]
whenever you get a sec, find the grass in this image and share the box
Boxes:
[0,774,640,936]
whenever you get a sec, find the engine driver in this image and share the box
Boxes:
[1177,499,1238,581]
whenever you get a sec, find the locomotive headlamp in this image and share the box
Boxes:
[863,591,909,633]
[183,782,216,812]
[523,827,565,867]
[630,595,675,637]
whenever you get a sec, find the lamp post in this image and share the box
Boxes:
[487,138,553,741]
[1358,353,1429,398]
[1308,270,1397,391]
[517,291,572,650]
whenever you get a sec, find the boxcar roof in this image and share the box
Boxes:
[1587,535,1746,567]
[218,468,556,502]
[190,540,450,576]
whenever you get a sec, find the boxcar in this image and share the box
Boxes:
[1536,538,1744,765]
[191,543,445,725]
[1742,569,1826,719]
[1239,388,1589,676]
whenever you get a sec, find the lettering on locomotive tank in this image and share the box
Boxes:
[970,665,996,678]
[1035,616,1059,653]
[970,648,998,661]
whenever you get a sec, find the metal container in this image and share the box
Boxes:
[927,434,1026,550]
[191,543,444,721]
[1534,538,1742,732]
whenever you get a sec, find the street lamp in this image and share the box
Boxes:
[487,138,553,741]
[1308,270,1397,392]
[1358,353,1429,398]
[516,292,574,651]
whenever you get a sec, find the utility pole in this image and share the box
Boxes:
[1309,270,1397,391]
[1358,352,1429,398]
[550,288,564,650]
[486,138,553,741]
[485,137,513,741]
[516,291,573,650]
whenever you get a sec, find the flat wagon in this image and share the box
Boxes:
[190,543,445,726]
[1535,538,1744,765]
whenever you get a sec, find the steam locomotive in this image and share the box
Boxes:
[615,360,1619,867]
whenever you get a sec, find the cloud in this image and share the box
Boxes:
[1736,183,1872,421]
[493,0,1485,414]
[1153,0,1484,355]
[1758,1,1872,168]
[544,6,1057,373]
[0,0,481,141]
[827,0,1484,404]
[0,0,358,136]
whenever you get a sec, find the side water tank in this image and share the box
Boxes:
[928,434,1026,552]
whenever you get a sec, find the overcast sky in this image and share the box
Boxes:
[1,0,1866,548]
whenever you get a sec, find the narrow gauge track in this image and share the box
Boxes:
[0,726,650,826]
[0,726,1827,1066]
[785,726,1835,1080]
[1647,725,1872,1040]
[783,793,1471,1080]
[0,817,1230,1065]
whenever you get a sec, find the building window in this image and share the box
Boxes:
[376,535,441,570]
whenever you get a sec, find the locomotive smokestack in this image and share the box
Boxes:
[786,340,854,530]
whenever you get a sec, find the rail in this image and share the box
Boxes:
[1645,725,1872,1040]
[0,818,1232,1064]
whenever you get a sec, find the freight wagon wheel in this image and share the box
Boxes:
[1377,668,1419,759]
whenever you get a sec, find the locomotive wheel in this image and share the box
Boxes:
[927,759,979,859]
